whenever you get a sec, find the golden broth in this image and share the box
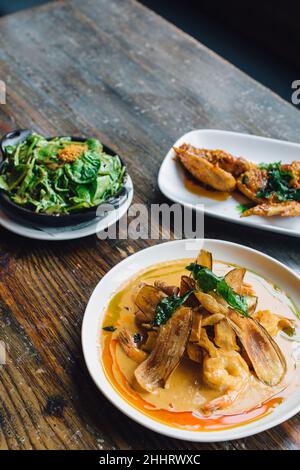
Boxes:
[101,259,300,431]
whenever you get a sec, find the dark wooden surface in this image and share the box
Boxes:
[0,0,299,450]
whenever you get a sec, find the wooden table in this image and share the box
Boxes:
[0,0,299,451]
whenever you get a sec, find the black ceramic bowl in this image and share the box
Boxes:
[0,129,129,227]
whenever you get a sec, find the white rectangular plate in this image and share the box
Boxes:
[158,129,300,237]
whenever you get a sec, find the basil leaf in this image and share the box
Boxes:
[217,279,249,317]
[186,263,249,317]
[186,263,220,292]
[153,290,194,326]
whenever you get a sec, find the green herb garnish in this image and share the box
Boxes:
[257,162,300,202]
[236,203,255,214]
[283,326,296,337]
[153,290,194,326]
[186,263,249,317]
[102,326,117,332]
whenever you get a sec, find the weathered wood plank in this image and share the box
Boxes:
[0,0,299,450]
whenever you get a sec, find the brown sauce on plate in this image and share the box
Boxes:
[184,176,231,201]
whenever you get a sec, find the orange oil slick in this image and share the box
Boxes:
[102,337,283,432]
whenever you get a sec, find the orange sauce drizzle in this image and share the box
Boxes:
[102,337,283,432]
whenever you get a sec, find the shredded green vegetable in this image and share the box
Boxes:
[0,133,126,214]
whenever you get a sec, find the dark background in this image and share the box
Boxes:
[0,0,298,103]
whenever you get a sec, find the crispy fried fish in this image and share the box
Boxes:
[237,161,300,217]
[238,162,300,202]
[174,144,250,191]
[242,201,300,217]
[237,167,268,202]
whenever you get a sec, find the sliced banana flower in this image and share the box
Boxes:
[180,275,198,308]
[134,307,192,392]
[198,328,218,357]
[186,343,203,363]
[214,319,239,351]
[154,280,179,296]
[226,309,286,386]
[202,313,225,326]
[246,295,258,315]
[196,250,213,269]
[224,267,246,294]
[195,291,228,315]
[134,284,166,324]
[141,331,158,352]
[190,311,202,342]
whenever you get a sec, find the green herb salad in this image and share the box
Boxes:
[0,133,126,214]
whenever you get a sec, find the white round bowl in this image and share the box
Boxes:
[82,239,300,441]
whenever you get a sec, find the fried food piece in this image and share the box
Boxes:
[174,144,238,191]
[237,167,268,202]
[253,310,295,337]
[186,343,203,363]
[209,149,251,176]
[214,319,239,351]
[175,144,250,176]
[118,328,148,363]
[237,162,300,216]
[242,200,300,217]
[198,327,218,357]
[180,276,198,308]
[134,307,192,392]
[241,283,256,296]
[195,291,228,315]
[224,267,246,295]
[134,285,166,326]
[281,161,300,189]
[190,311,202,342]
[141,331,158,352]
[224,268,258,312]
[202,313,225,326]
[154,280,179,296]
[196,249,213,269]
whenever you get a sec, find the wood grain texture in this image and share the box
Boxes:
[0,0,299,450]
